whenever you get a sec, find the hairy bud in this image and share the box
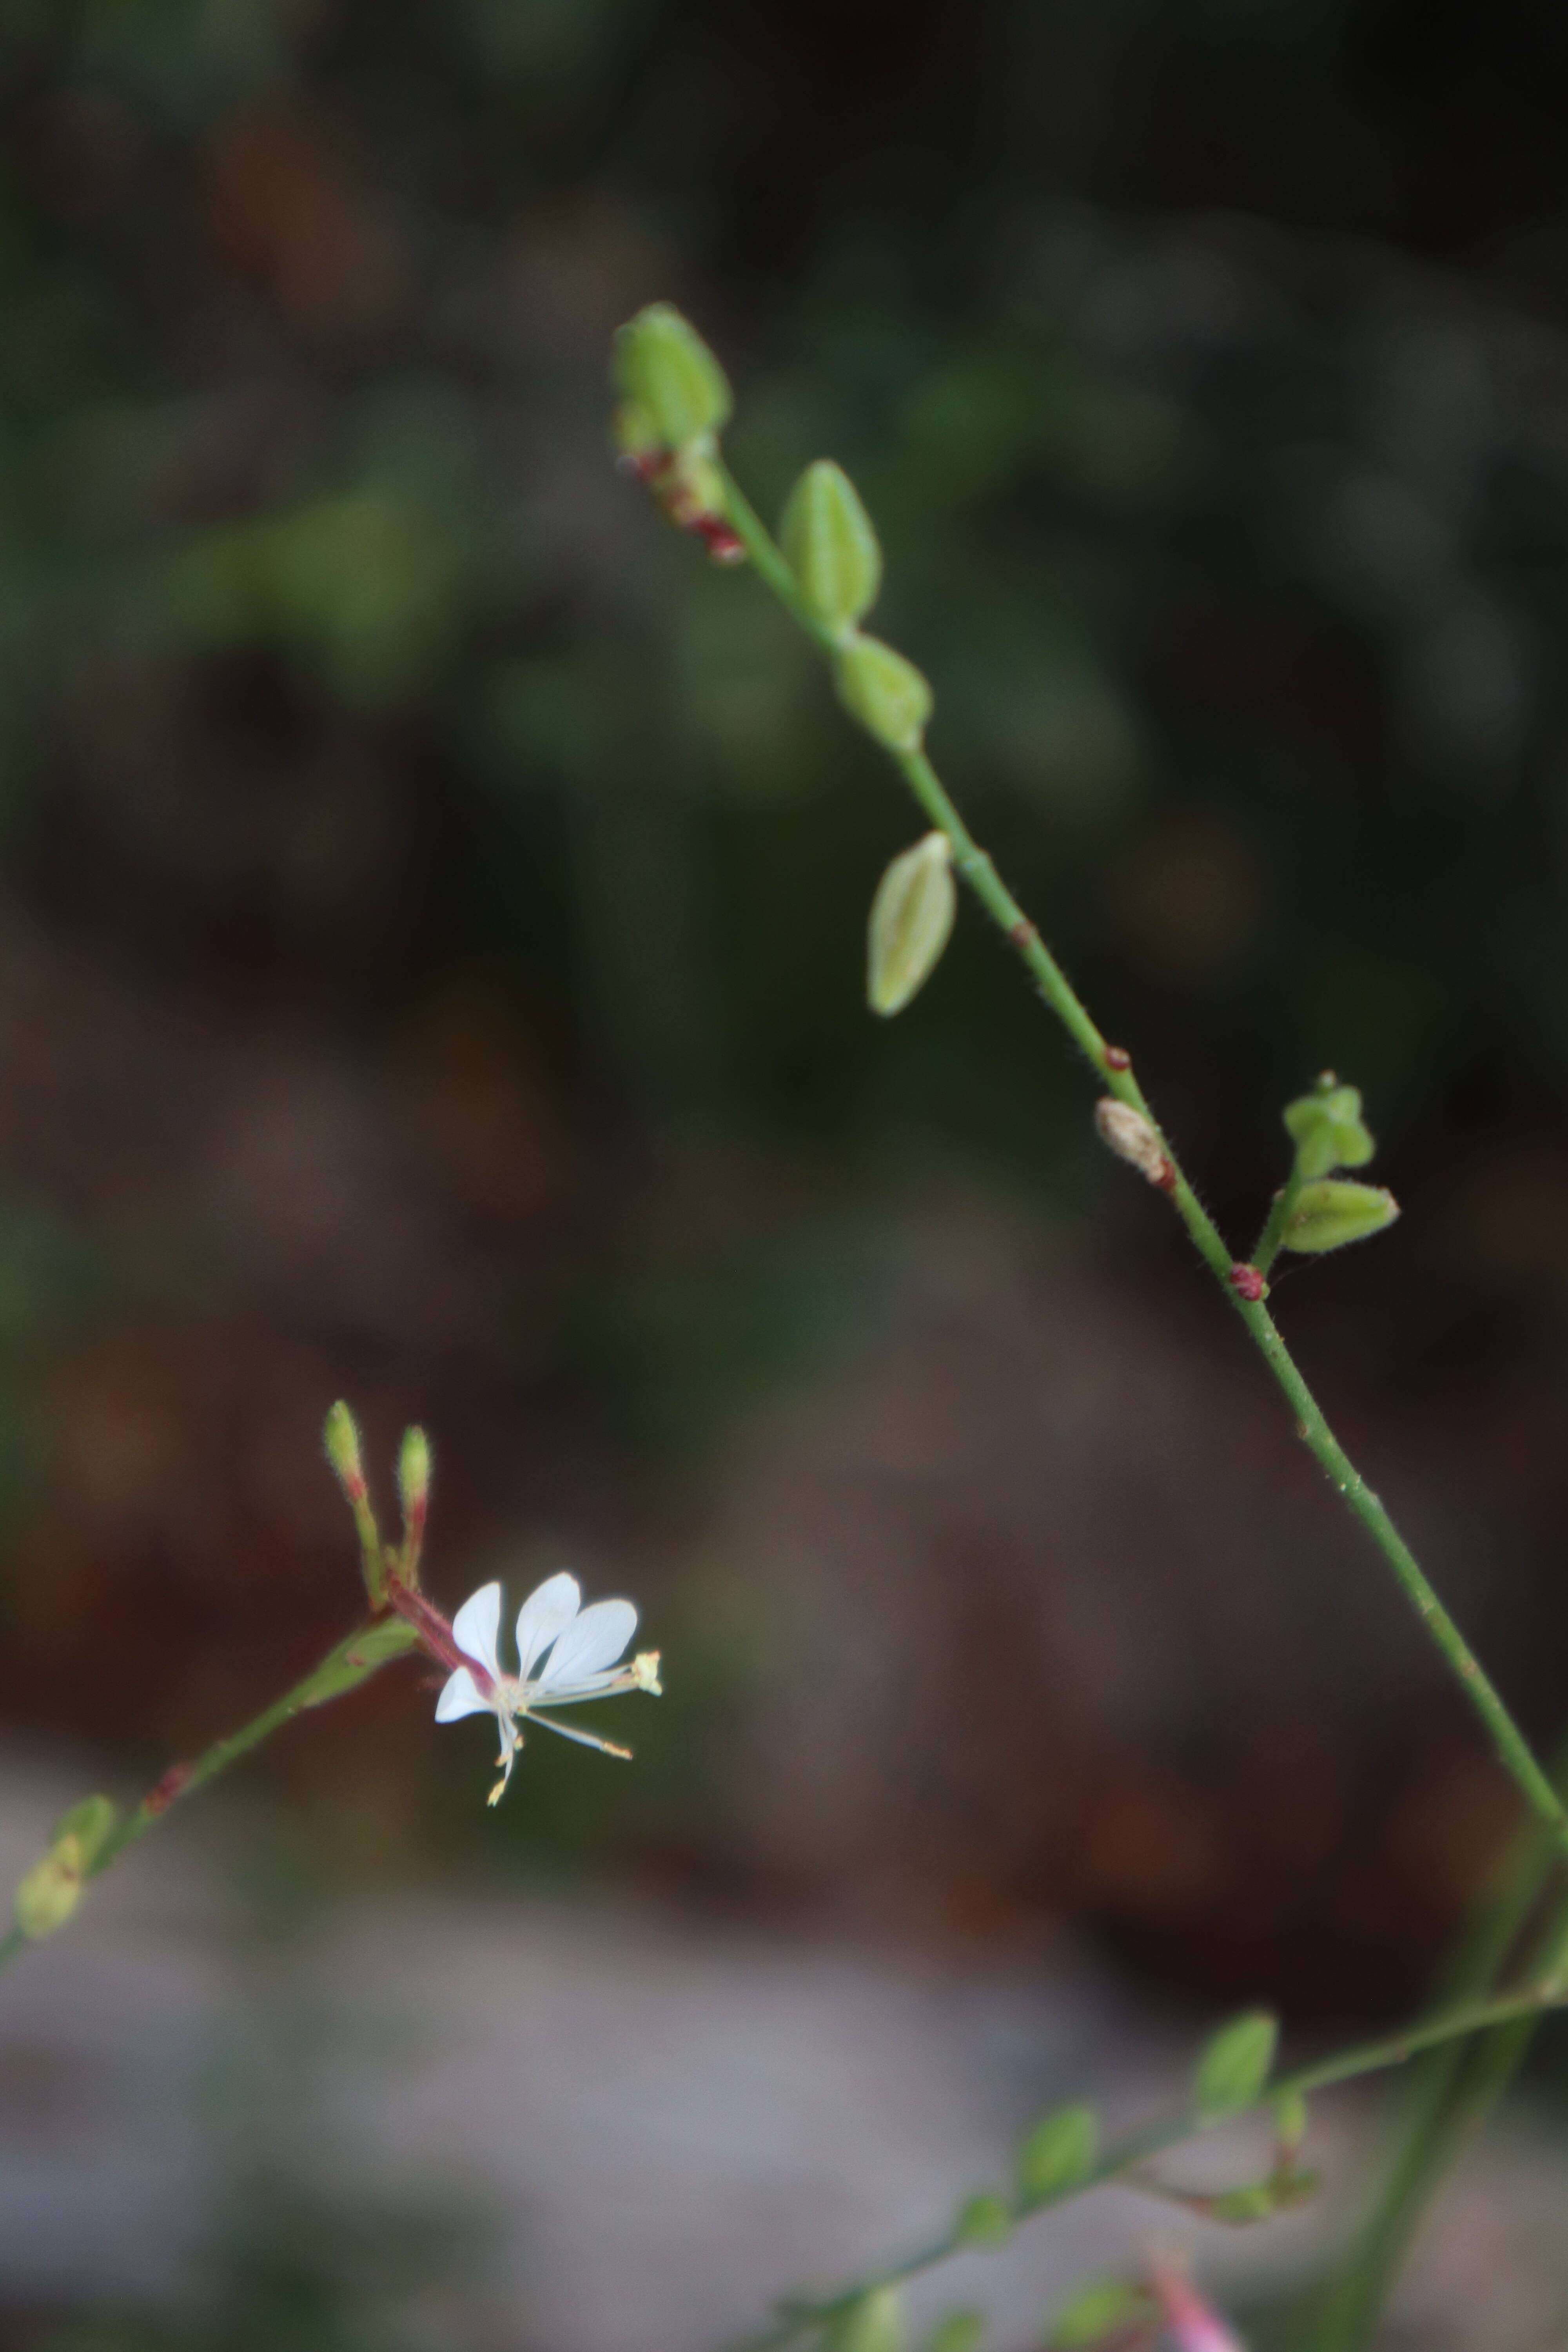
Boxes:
[1283,1180,1400,1255]
[15,1835,85,1940]
[780,461,882,635]
[867,833,956,1016]
[612,303,731,449]
[833,635,933,753]
[1094,1098,1172,1189]
[1283,1074,1376,1180]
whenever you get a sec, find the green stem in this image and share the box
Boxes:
[1302,1739,1568,2350]
[731,1977,1568,2352]
[1252,1155,1308,1279]
[713,457,1568,1871]
[3,1616,417,1973]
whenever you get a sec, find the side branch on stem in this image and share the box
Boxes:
[711,453,1568,1875]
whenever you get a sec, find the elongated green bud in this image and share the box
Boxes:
[834,635,933,753]
[15,1834,85,1940]
[397,1425,431,1584]
[1016,2102,1098,2204]
[828,2289,906,2352]
[51,1794,117,1869]
[1283,1073,1376,1179]
[612,303,731,448]
[952,2191,1011,2245]
[867,833,956,1015]
[1283,1180,1400,1255]
[780,461,882,634]
[323,1399,387,1606]
[1192,2009,1278,2120]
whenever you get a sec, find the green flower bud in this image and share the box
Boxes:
[399,1430,430,1524]
[780,461,882,635]
[612,303,731,448]
[828,2288,906,2352]
[51,1794,117,1870]
[1283,1076,1376,1179]
[952,2191,1011,2245]
[1192,2009,1278,2122]
[610,399,662,464]
[1016,2102,1098,2205]
[323,1399,366,1495]
[1283,1180,1401,1255]
[323,1399,387,1605]
[15,1834,85,1940]
[867,833,956,1016]
[834,635,933,753]
[1045,2279,1150,2349]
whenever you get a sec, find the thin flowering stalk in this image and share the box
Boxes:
[729,1974,1568,2352]
[1303,1737,1568,2349]
[706,452,1568,1875]
[0,1612,419,1978]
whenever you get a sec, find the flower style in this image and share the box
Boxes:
[434,1572,661,1805]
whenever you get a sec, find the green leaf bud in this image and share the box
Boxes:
[1016,2102,1098,2205]
[952,2191,1011,2245]
[1282,1180,1400,1255]
[1192,2009,1278,2121]
[51,1794,117,1870]
[612,303,731,448]
[1283,1078,1376,1179]
[834,635,934,753]
[1045,2278,1150,2349]
[15,1835,85,1940]
[780,461,883,635]
[867,833,956,1015]
[828,2288,906,2352]
[925,2313,985,2352]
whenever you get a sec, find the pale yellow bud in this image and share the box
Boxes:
[1094,1098,1172,1189]
[15,1834,85,1940]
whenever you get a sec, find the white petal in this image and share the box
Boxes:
[533,1597,636,1688]
[451,1582,503,1679]
[434,1666,490,1722]
[514,1571,581,1677]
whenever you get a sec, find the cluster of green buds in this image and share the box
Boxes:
[12,1793,116,1942]
[1276,1073,1398,1254]
[612,304,952,1016]
[323,1398,431,1608]
[776,458,951,1013]
[611,304,744,563]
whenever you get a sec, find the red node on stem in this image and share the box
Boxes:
[1229,1262,1267,1301]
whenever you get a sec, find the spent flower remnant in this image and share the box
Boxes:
[434,1572,661,1804]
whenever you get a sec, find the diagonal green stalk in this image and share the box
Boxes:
[712,456,1568,1873]
[0,1615,418,1976]
[1252,1154,1310,1279]
[728,1975,1568,2352]
[1301,1735,1568,2350]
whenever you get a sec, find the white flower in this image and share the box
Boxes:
[434,1572,662,1805]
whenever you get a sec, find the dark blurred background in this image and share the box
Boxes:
[6,1,1568,2343]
